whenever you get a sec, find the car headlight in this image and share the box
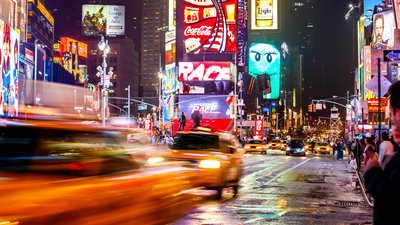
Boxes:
[245,146,250,148]
[316,147,320,150]
[148,157,164,165]
[199,160,221,169]
[257,146,263,149]
[301,148,305,152]
[286,147,291,151]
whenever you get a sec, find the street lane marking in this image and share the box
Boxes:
[264,158,312,185]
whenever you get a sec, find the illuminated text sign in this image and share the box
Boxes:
[179,62,231,81]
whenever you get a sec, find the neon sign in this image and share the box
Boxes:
[179,62,231,81]
[255,119,263,137]
[189,103,220,114]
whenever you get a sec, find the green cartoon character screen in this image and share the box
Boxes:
[248,43,280,99]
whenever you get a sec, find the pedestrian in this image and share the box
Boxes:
[339,141,344,160]
[354,139,362,171]
[364,137,376,168]
[378,131,395,170]
[364,81,400,224]
[178,112,186,131]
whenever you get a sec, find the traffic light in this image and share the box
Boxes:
[308,104,316,112]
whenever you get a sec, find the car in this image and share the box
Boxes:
[286,139,306,156]
[267,139,282,149]
[280,140,289,151]
[0,120,197,224]
[148,131,244,199]
[315,142,332,154]
[305,142,313,151]
[244,139,267,154]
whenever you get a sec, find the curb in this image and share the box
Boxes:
[353,165,374,207]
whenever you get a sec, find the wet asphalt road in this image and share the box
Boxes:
[171,150,373,225]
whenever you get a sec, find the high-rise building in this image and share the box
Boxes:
[27,0,54,60]
[139,0,168,99]
[87,37,139,117]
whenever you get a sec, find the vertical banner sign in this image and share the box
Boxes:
[363,45,371,100]
[255,119,263,137]
[183,0,237,54]
[144,118,152,131]
[0,20,20,117]
[251,0,278,30]
[237,0,247,66]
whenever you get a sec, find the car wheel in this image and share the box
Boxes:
[216,186,223,199]
[232,185,238,197]
[286,152,290,155]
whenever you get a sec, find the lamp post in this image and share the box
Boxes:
[158,71,167,130]
[98,35,110,126]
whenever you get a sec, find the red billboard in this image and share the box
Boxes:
[183,0,237,53]
[255,119,263,138]
[144,119,152,131]
[179,62,232,81]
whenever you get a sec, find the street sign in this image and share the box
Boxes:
[123,105,129,108]
[384,50,400,62]
[138,105,147,110]
[316,103,322,110]
[121,115,129,117]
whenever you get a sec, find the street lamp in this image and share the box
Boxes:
[158,72,167,130]
[98,35,111,125]
[125,85,130,119]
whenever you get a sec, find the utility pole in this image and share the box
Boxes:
[378,57,382,142]
[125,85,130,118]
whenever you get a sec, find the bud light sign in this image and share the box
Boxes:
[255,119,263,138]
[183,0,237,54]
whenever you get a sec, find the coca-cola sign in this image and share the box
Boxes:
[183,0,237,54]
[184,26,212,36]
[179,62,232,81]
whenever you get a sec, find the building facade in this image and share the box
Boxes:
[87,37,139,117]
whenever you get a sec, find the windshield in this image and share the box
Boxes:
[290,140,304,147]
[272,140,281,143]
[307,142,313,145]
[249,140,263,144]
[172,134,220,151]
[317,143,329,146]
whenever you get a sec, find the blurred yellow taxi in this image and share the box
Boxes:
[280,140,289,151]
[0,120,197,224]
[244,139,267,154]
[148,131,244,199]
[267,139,282,149]
[315,142,332,154]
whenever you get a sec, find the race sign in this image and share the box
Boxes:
[179,62,232,81]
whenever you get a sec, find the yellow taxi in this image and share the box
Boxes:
[244,139,267,154]
[148,130,244,199]
[305,141,314,152]
[267,139,282,149]
[0,119,197,224]
[315,142,332,154]
[280,140,289,151]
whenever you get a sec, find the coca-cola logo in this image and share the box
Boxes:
[184,26,212,36]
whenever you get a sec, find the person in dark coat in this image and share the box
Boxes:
[178,112,186,131]
[364,81,400,224]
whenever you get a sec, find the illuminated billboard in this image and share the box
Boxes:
[363,0,381,28]
[179,62,233,81]
[373,10,395,50]
[179,81,233,94]
[0,20,20,117]
[82,5,125,36]
[162,66,178,94]
[183,0,237,53]
[165,30,176,65]
[395,0,400,28]
[251,0,278,30]
[248,43,281,99]
[60,37,88,58]
[178,95,233,119]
